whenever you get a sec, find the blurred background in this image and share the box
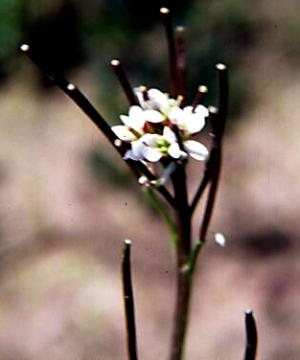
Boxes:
[1,0,300,359]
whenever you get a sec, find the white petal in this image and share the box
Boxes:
[184,140,209,161]
[182,107,206,134]
[168,143,181,159]
[131,139,146,159]
[112,126,136,141]
[142,147,163,162]
[163,126,176,143]
[120,115,130,125]
[128,106,145,130]
[144,109,164,123]
[140,133,160,147]
[194,104,209,118]
[186,114,206,134]
[182,106,193,114]
[129,105,143,118]
[168,107,183,124]
[123,149,142,161]
[148,88,170,110]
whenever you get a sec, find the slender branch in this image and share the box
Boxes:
[121,240,138,360]
[198,63,229,242]
[160,7,178,97]
[192,85,208,112]
[175,26,186,97]
[20,43,175,207]
[111,59,139,106]
[214,63,228,137]
[190,168,210,214]
[20,44,117,144]
[244,310,258,360]
[189,86,210,213]
[199,109,221,242]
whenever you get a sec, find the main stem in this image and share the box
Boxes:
[169,165,193,360]
[169,256,192,360]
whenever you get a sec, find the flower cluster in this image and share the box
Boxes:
[112,88,209,163]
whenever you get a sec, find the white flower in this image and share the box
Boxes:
[147,88,170,111]
[123,128,182,162]
[124,126,208,163]
[135,88,181,114]
[112,105,144,141]
[128,132,175,162]
[168,105,208,135]
[163,125,208,161]
[112,104,166,142]
[115,87,209,163]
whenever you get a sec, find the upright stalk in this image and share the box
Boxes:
[169,164,193,360]
[170,266,192,360]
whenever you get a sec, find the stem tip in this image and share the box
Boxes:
[114,139,122,147]
[160,7,170,14]
[111,59,120,67]
[20,43,30,52]
[216,63,227,71]
[208,106,218,114]
[124,239,132,246]
[198,85,208,93]
[67,83,76,91]
[176,26,185,33]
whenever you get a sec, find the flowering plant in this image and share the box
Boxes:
[20,6,257,360]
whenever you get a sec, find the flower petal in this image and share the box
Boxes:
[144,109,164,123]
[148,88,170,110]
[194,104,209,118]
[112,126,136,141]
[142,147,163,162]
[184,140,208,161]
[128,106,145,130]
[131,139,146,159]
[186,114,206,134]
[139,133,160,146]
[168,142,182,159]
[168,107,183,125]
[181,106,206,134]
[163,126,176,143]
[123,149,141,161]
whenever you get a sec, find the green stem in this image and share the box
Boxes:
[186,239,205,278]
[169,261,192,360]
[143,188,178,246]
